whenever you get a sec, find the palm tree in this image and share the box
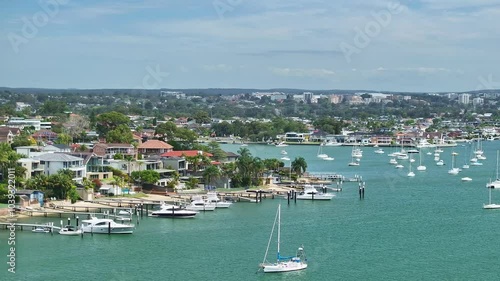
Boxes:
[250,157,266,186]
[291,157,308,177]
[202,165,221,189]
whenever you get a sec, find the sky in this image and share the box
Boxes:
[1,0,500,92]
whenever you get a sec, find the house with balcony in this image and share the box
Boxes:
[93,143,136,159]
[68,152,113,181]
[32,153,87,183]
[138,140,173,156]
[0,127,20,144]
[17,158,45,179]
[284,132,307,143]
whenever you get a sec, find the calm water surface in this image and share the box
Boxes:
[2,141,500,280]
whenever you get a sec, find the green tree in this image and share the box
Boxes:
[193,110,211,124]
[131,170,160,184]
[291,157,307,177]
[207,141,227,161]
[202,165,221,188]
[185,177,199,189]
[55,133,72,145]
[39,100,68,115]
[155,122,177,141]
[106,124,134,143]
[96,111,130,136]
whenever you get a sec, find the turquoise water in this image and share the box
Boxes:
[2,141,500,280]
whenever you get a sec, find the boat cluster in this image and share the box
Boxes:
[150,192,233,219]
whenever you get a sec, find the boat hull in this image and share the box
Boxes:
[263,262,307,273]
[82,226,133,234]
[296,195,334,200]
[59,230,83,236]
[483,204,500,209]
[185,205,216,211]
[150,211,197,218]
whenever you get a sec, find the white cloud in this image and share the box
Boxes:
[270,67,336,78]
[202,64,232,72]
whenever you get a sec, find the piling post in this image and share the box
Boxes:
[140,204,144,218]
[108,222,111,235]
[312,191,314,201]
[287,191,290,205]
[294,191,297,204]
[259,191,262,203]
[67,217,71,226]
[76,216,79,227]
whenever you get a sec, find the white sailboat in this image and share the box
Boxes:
[317,144,328,159]
[448,152,460,175]
[416,150,426,171]
[407,154,415,177]
[259,204,307,273]
[483,186,500,209]
[486,150,500,189]
[348,146,361,166]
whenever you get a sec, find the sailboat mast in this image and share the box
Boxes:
[277,204,281,261]
[496,150,499,179]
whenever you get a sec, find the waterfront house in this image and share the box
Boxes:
[283,132,307,143]
[17,158,44,179]
[32,153,86,183]
[222,151,239,163]
[67,152,113,181]
[160,156,187,176]
[15,190,44,207]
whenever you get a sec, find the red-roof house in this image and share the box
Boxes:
[138,140,173,156]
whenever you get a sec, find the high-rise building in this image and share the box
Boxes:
[458,93,470,104]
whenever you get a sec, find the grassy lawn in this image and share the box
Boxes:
[0,203,8,209]
[115,192,148,198]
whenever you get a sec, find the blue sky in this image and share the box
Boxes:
[1,0,500,92]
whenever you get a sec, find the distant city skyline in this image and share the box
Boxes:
[1,0,500,92]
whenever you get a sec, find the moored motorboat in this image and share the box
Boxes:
[151,203,198,218]
[81,217,134,234]
[186,196,216,211]
[59,225,83,236]
[296,185,335,200]
[32,227,50,233]
[205,192,233,208]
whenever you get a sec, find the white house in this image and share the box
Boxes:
[33,153,86,183]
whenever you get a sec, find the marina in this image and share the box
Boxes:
[1,141,500,280]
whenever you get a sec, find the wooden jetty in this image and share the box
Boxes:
[0,222,61,231]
